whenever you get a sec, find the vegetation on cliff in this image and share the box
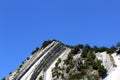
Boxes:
[52,41,120,80]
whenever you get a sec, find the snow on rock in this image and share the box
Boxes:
[112,53,120,67]
[96,52,113,71]
[104,67,120,80]
[104,53,120,80]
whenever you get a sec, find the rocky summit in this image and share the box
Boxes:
[4,40,120,80]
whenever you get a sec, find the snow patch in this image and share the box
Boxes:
[104,53,120,80]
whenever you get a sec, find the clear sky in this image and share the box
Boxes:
[0,0,120,79]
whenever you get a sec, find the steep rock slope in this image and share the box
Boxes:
[103,53,120,80]
[6,41,71,80]
[5,40,120,80]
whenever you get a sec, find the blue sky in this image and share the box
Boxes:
[0,0,120,79]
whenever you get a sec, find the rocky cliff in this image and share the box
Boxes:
[5,40,120,80]
[6,41,71,80]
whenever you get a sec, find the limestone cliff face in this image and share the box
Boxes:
[6,41,119,80]
[7,41,71,80]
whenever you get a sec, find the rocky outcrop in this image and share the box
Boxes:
[96,52,113,71]
[6,41,71,80]
[6,41,119,80]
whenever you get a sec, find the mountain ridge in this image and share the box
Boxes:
[3,40,120,80]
